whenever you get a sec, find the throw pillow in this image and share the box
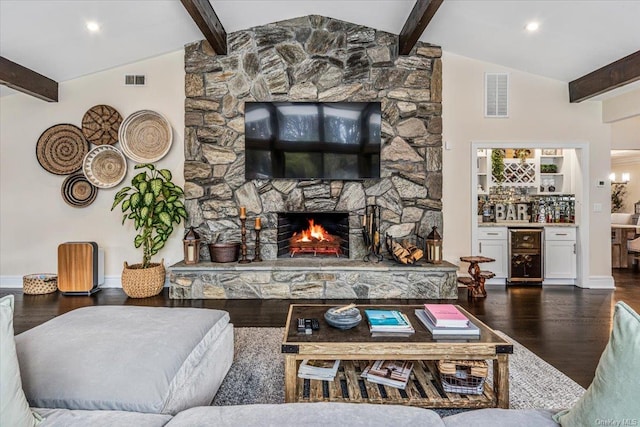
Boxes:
[553,301,640,425]
[0,295,42,427]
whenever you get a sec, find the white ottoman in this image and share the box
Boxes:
[15,306,233,415]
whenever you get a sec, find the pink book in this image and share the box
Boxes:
[423,304,469,328]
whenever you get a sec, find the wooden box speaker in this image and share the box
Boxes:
[57,242,104,295]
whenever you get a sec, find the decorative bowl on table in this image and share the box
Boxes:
[324,306,362,330]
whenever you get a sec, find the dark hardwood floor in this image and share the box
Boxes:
[2,268,638,389]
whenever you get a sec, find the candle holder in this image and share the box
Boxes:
[238,218,251,264]
[253,228,263,262]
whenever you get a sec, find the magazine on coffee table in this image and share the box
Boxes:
[361,360,414,389]
[298,359,340,380]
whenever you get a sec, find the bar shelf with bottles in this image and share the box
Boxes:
[478,187,575,224]
[529,194,575,223]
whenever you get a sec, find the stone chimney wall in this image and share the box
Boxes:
[183,15,442,260]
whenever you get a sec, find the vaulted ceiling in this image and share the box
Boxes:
[1,0,639,100]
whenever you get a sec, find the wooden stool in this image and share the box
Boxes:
[457,277,475,297]
[459,256,495,298]
[457,277,474,286]
[471,271,495,298]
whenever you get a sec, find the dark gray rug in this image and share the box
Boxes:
[212,328,585,413]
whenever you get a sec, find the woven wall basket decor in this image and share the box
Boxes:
[36,124,89,175]
[83,145,127,188]
[81,104,123,146]
[61,172,98,208]
[119,110,172,163]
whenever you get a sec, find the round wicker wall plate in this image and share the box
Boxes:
[61,172,98,208]
[119,110,172,163]
[36,124,89,175]
[82,104,123,146]
[83,145,127,188]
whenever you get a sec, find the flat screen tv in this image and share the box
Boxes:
[245,102,381,180]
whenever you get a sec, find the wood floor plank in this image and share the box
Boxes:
[2,268,638,389]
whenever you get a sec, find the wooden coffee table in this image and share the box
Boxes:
[282,304,512,409]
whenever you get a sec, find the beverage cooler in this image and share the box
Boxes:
[508,229,543,283]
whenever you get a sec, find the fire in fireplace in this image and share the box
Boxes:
[290,219,341,257]
[277,212,349,258]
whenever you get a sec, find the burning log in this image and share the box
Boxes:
[289,219,342,257]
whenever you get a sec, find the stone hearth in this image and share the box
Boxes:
[170,259,458,299]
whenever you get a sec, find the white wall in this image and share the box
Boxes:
[0,50,185,286]
[611,116,640,149]
[603,87,640,123]
[441,52,613,286]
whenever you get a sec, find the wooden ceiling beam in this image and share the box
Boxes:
[180,0,227,55]
[0,56,58,102]
[399,0,444,55]
[569,50,640,103]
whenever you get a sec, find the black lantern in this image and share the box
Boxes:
[183,227,201,265]
[426,226,443,264]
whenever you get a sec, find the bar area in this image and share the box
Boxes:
[473,147,580,286]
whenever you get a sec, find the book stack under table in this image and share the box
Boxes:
[361,360,414,389]
[283,304,513,409]
[298,359,340,381]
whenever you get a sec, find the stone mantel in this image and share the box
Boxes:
[169,259,458,300]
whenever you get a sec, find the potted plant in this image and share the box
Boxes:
[514,149,531,164]
[611,183,627,213]
[112,164,187,298]
[491,149,505,185]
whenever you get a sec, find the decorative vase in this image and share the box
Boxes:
[121,259,165,298]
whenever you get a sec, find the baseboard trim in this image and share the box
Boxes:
[542,279,575,286]
[0,275,171,289]
[583,275,615,289]
[0,276,23,288]
[102,276,122,288]
[0,275,123,289]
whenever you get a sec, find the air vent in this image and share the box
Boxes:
[124,75,146,86]
[485,73,509,117]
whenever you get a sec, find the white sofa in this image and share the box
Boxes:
[6,300,639,426]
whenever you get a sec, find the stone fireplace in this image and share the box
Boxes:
[277,212,349,258]
[182,15,443,261]
[169,15,457,300]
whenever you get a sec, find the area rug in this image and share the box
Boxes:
[212,328,585,414]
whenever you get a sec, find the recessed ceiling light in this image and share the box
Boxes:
[525,21,540,32]
[86,21,100,33]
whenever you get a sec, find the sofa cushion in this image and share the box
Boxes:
[166,403,446,427]
[0,295,42,427]
[553,301,640,425]
[15,306,232,414]
[443,408,559,426]
[34,408,172,427]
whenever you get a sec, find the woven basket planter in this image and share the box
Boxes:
[121,259,165,298]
